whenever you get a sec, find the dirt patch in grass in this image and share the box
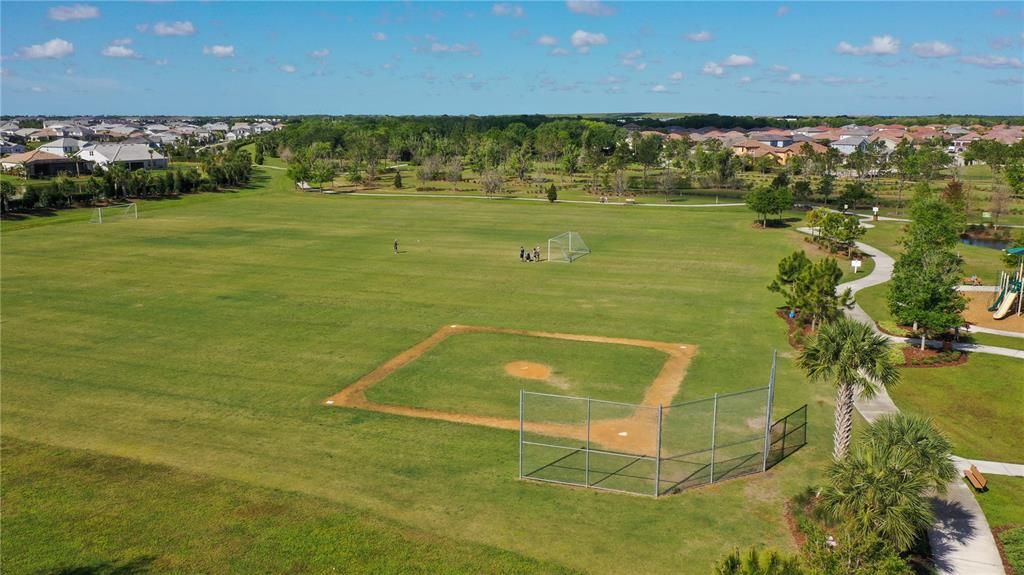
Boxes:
[324,324,696,455]
[504,361,552,380]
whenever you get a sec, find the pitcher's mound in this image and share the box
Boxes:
[505,361,552,380]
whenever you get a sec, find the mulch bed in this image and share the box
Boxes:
[777,309,813,349]
[783,501,807,547]
[993,525,1022,575]
[901,345,969,368]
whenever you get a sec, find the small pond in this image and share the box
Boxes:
[960,236,1011,250]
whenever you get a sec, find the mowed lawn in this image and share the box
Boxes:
[2,166,837,574]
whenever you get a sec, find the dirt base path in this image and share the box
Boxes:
[324,324,697,454]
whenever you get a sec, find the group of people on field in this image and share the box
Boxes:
[520,245,541,263]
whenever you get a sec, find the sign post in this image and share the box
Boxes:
[872,206,879,221]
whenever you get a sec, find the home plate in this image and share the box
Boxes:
[618,431,628,437]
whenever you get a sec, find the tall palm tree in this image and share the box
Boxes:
[860,413,956,494]
[798,318,899,460]
[822,441,934,552]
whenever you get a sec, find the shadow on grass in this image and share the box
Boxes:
[48,556,157,575]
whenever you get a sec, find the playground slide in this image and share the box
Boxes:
[993,290,1019,320]
[987,288,1006,312]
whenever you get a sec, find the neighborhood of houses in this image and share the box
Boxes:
[622,122,1024,166]
[0,117,281,179]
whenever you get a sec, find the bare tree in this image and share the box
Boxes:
[990,185,1012,230]
[481,170,504,195]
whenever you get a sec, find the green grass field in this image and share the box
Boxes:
[0,163,927,573]
[889,354,1024,462]
[366,332,669,418]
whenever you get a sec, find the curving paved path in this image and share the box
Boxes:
[798,224,1018,575]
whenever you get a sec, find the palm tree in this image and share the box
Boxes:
[860,413,956,494]
[822,441,934,552]
[714,547,805,575]
[798,318,899,460]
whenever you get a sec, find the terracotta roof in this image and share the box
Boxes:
[0,149,68,164]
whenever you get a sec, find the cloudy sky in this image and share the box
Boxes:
[1,1,1022,116]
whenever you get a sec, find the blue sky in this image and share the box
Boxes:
[2,1,1022,116]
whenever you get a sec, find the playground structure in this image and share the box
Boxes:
[990,247,1024,320]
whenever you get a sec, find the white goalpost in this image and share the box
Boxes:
[90,203,138,224]
[547,231,590,263]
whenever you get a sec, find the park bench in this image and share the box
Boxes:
[965,464,988,491]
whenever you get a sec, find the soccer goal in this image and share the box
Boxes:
[547,231,590,263]
[90,203,138,224]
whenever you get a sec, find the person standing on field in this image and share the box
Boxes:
[520,246,525,261]
[534,246,541,262]
[394,239,399,254]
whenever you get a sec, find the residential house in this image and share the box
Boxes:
[251,122,276,134]
[78,143,168,171]
[830,136,868,155]
[13,128,38,140]
[203,122,230,132]
[38,137,88,158]
[749,132,794,148]
[0,139,27,155]
[1,149,85,178]
[952,132,982,153]
[27,128,64,142]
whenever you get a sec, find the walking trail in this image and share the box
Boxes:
[800,223,1022,575]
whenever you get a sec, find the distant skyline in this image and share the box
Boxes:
[2,1,1023,117]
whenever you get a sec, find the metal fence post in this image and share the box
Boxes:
[585,397,592,487]
[519,389,524,479]
[762,350,777,472]
[655,404,663,497]
[710,392,718,483]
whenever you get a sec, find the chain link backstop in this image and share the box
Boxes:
[519,352,805,497]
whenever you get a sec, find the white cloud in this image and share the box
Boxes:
[550,47,569,56]
[770,64,789,73]
[620,49,647,70]
[911,41,957,58]
[570,29,608,53]
[48,4,99,21]
[669,71,684,82]
[685,31,713,42]
[492,3,525,17]
[566,0,615,16]
[776,5,790,17]
[821,76,870,86]
[153,21,195,36]
[280,64,297,73]
[603,75,626,84]
[786,72,803,83]
[990,77,1023,86]
[960,54,1024,68]
[536,35,558,46]
[702,61,725,77]
[111,38,133,46]
[423,41,481,55]
[372,32,388,41]
[738,76,752,84]
[17,38,75,59]
[135,24,149,33]
[203,45,235,58]
[836,35,900,56]
[154,59,169,66]
[31,86,47,93]
[102,45,139,58]
[310,48,330,59]
[650,84,669,93]
[721,54,755,67]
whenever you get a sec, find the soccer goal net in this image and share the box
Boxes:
[547,231,590,263]
[90,203,138,224]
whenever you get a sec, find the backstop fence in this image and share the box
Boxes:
[519,352,807,497]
